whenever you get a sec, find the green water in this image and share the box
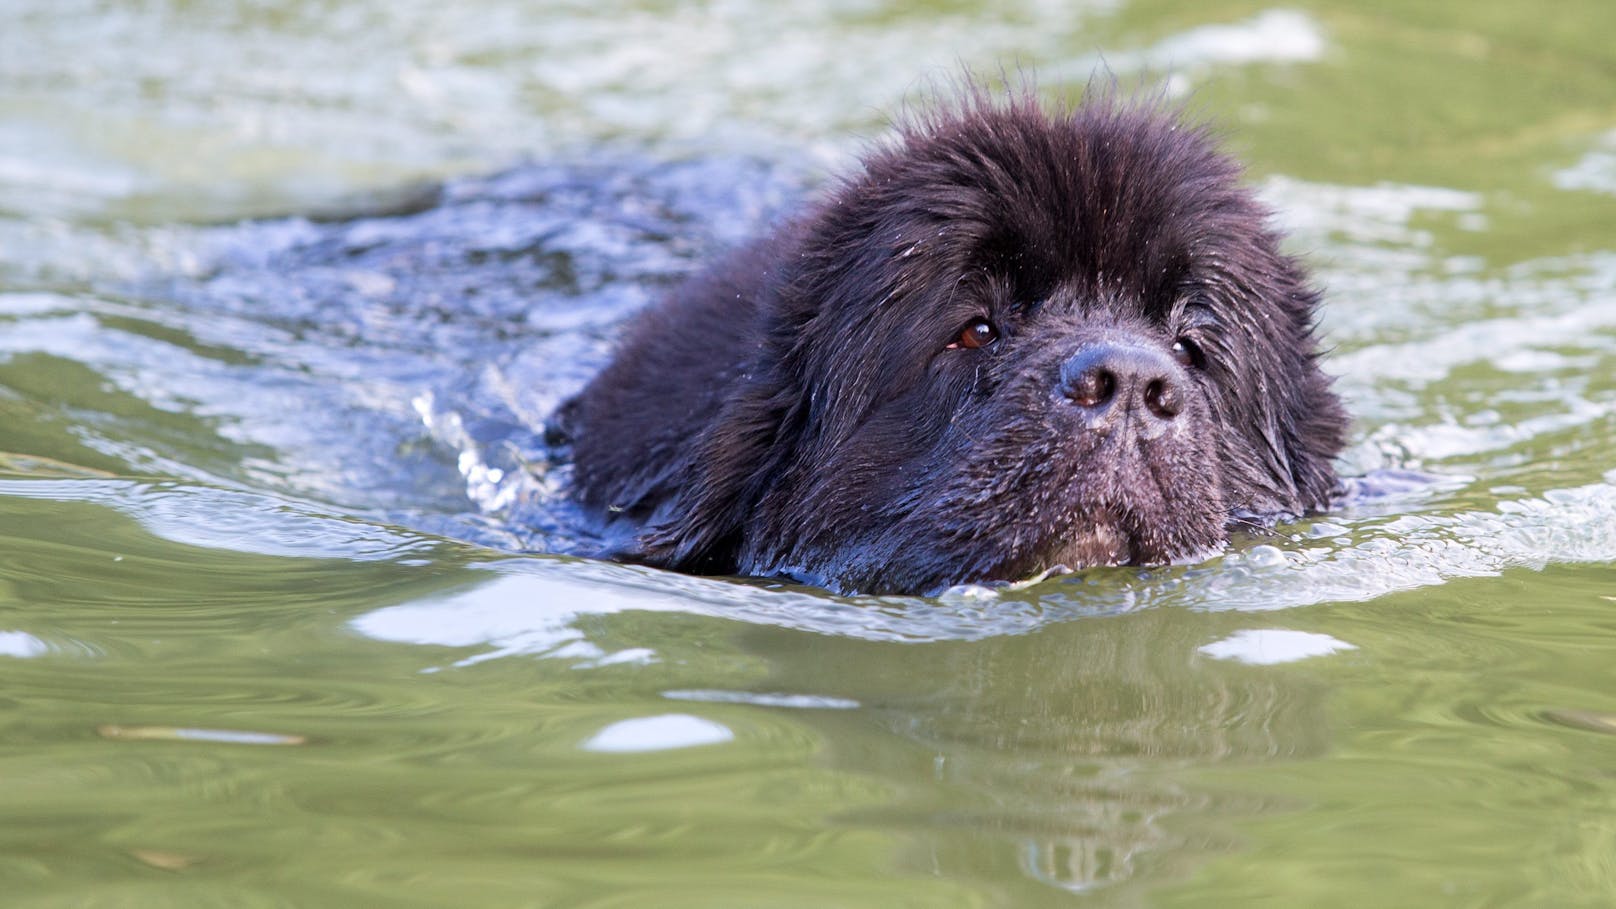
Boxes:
[3,1,1616,906]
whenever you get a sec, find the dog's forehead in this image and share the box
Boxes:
[868,106,1248,297]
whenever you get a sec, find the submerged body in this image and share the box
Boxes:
[561,92,1348,594]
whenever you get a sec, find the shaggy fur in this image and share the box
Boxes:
[558,92,1348,594]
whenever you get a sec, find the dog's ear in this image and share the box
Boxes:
[565,234,808,571]
[1264,262,1349,513]
[1283,366,1349,510]
[616,375,802,573]
[620,240,821,574]
[1210,248,1349,518]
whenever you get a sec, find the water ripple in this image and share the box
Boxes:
[352,472,1616,653]
[0,477,437,562]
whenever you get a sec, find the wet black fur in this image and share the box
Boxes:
[559,91,1348,594]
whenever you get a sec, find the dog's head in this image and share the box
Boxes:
[614,95,1347,593]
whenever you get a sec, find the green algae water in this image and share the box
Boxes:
[3,2,1616,905]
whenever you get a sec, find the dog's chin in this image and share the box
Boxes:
[1043,516,1226,570]
[1021,473,1230,578]
[1046,517,1135,568]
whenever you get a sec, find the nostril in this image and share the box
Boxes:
[1143,378,1180,419]
[1067,368,1115,408]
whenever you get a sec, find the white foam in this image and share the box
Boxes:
[1554,130,1616,196]
[1142,9,1325,68]
[1048,9,1328,85]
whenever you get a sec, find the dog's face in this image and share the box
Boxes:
[575,97,1348,594]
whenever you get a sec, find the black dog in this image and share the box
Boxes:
[559,91,1347,594]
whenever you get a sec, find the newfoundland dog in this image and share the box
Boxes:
[558,91,1348,595]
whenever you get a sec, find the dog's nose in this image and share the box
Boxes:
[1059,343,1183,422]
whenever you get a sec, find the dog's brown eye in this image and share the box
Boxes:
[1171,337,1205,369]
[949,319,999,350]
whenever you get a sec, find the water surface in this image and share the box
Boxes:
[2,1,1615,905]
